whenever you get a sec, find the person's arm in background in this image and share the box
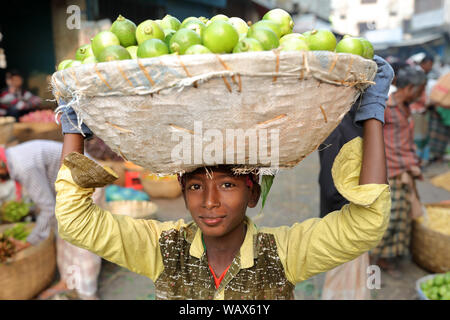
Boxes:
[22,90,42,109]
[21,167,58,245]
[0,89,17,113]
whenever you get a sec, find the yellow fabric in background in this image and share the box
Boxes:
[430,171,450,192]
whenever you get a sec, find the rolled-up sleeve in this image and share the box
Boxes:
[274,137,391,284]
[54,153,180,281]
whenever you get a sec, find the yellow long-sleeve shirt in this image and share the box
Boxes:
[54,137,390,300]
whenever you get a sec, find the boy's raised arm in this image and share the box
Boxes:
[55,107,167,280]
[275,56,394,284]
[359,119,387,185]
[60,133,84,164]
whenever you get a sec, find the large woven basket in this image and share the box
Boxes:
[51,50,377,175]
[0,223,56,300]
[411,203,450,273]
[107,200,158,219]
[0,117,15,145]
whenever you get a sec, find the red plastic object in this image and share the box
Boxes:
[124,171,143,190]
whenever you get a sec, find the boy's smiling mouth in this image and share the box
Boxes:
[199,215,226,226]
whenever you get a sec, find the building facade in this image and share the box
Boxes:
[331,0,414,37]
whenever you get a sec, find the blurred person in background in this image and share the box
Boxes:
[424,58,450,164]
[409,54,434,162]
[0,69,41,120]
[385,56,408,96]
[426,100,450,164]
[0,139,103,300]
[370,65,427,277]
[419,55,434,75]
[409,54,449,164]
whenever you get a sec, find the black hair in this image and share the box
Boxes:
[420,54,434,64]
[5,69,22,78]
[396,65,427,89]
[178,165,259,192]
[390,61,408,77]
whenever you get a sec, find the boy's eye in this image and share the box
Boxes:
[188,184,201,190]
[221,182,235,189]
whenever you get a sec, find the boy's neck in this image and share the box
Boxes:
[202,221,247,272]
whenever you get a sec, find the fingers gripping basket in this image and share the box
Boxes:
[51,51,377,175]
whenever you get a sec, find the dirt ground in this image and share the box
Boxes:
[94,151,449,300]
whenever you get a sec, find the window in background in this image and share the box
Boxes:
[414,0,443,13]
[358,21,376,34]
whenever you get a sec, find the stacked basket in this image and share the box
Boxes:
[0,223,56,300]
[107,200,158,219]
[411,203,450,273]
[0,117,15,145]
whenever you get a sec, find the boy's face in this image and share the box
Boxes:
[183,167,260,238]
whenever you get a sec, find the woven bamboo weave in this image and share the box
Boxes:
[51,50,377,175]
[0,223,56,300]
[411,204,450,273]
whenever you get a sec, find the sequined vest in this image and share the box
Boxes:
[155,223,295,300]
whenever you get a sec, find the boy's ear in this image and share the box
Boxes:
[247,183,261,208]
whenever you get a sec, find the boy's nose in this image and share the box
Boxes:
[202,184,220,210]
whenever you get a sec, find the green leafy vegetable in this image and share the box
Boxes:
[0,201,32,223]
[260,175,274,212]
[3,223,31,241]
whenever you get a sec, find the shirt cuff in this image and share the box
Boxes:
[332,137,389,207]
[60,109,94,139]
[63,152,118,188]
[354,103,385,127]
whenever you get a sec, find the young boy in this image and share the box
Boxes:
[55,56,393,300]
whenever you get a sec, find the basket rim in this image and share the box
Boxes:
[414,204,450,240]
[413,219,450,240]
[51,50,377,101]
[53,50,376,77]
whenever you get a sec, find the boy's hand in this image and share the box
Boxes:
[60,104,93,139]
[354,55,394,126]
